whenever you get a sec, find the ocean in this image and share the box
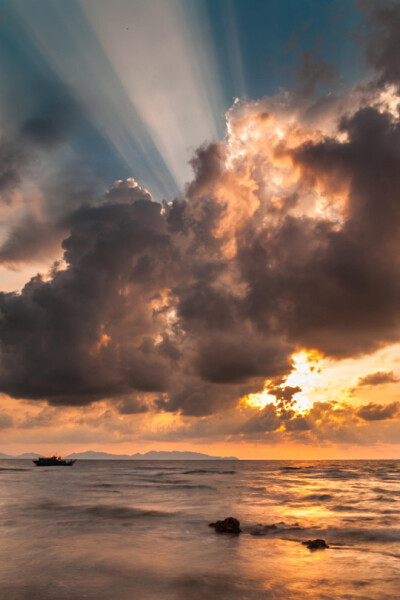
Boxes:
[0,459,399,599]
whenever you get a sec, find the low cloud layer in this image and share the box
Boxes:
[357,371,399,387]
[357,401,400,421]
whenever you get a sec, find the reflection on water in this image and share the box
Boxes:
[0,459,399,599]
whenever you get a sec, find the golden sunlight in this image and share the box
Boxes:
[243,381,276,409]
[242,349,323,413]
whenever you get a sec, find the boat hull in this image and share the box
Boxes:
[33,458,76,466]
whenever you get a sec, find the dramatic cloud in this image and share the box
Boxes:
[0,79,104,265]
[0,172,291,411]
[357,401,400,421]
[296,50,338,97]
[1,4,400,450]
[2,90,400,416]
[357,371,399,387]
[362,0,400,89]
[20,83,81,148]
[236,397,400,444]
[0,136,28,203]
[0,215,64,265]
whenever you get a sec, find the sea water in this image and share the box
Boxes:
[0,459,399,599]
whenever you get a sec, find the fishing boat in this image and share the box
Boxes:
[33,455,76,466]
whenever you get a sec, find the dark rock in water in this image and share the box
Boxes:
[209,517,241,534]
[302,539,329,550]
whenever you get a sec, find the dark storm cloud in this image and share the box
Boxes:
[0,170,292,409]
[158,381,234,417]
[357,401,400,421]
[3,95,400,410]
[238,402,311,436]
[0,162,103,266]
[0,215,64,264]
[296,50,338,97]
[0,189,171,405]
[0,83,84,202]
[3,93,400,413]
[232,104,400,359]
[361,0,400,88]
[268,385,302,407]
[117,396,150,415]
[239,403,281,434]
[194,331,289,384]
[186,142,225,200]
[357,371,399,387]
[284,415,312,431]
[2,9,400,420]
[0,84,103,264]
[20,84,81,147]
[0,136,27,203]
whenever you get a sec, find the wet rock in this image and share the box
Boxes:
[209,517,241,534]
[302,538,329,550]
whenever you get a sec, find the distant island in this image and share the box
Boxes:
[0,450,239,460]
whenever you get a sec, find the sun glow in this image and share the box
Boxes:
[242,350,323,413]
[243,382,275,409]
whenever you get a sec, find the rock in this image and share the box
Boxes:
[302,539,329,550]
[209,517,241,534]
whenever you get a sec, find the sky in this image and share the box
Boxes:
[0,0,400,458]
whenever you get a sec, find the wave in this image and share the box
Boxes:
[131,466,191,472]
[83,505,171,519]
[124,476,219,486]
[308,470,360,480]
[130,466,235,474]
[372,487,400,496]
[330,527,400,544]
[331,505,362,512]
[249,522,302,536]
[32,501,173,520]
[373,495,397,503]
[89,483,115,488]
[137,480,217,490]
[302,494,333,502]
[180,469,236,475]
[0,467,30,472]
[167,484,216,490]
[125,479,217,490]
[128,469,236,477]
[247,520,400,544]
[281,466,302,471]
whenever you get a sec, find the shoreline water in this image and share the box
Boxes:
[0,459,399,599]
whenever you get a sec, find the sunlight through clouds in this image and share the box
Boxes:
[79,0,225,188]
[1,0,400,460]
